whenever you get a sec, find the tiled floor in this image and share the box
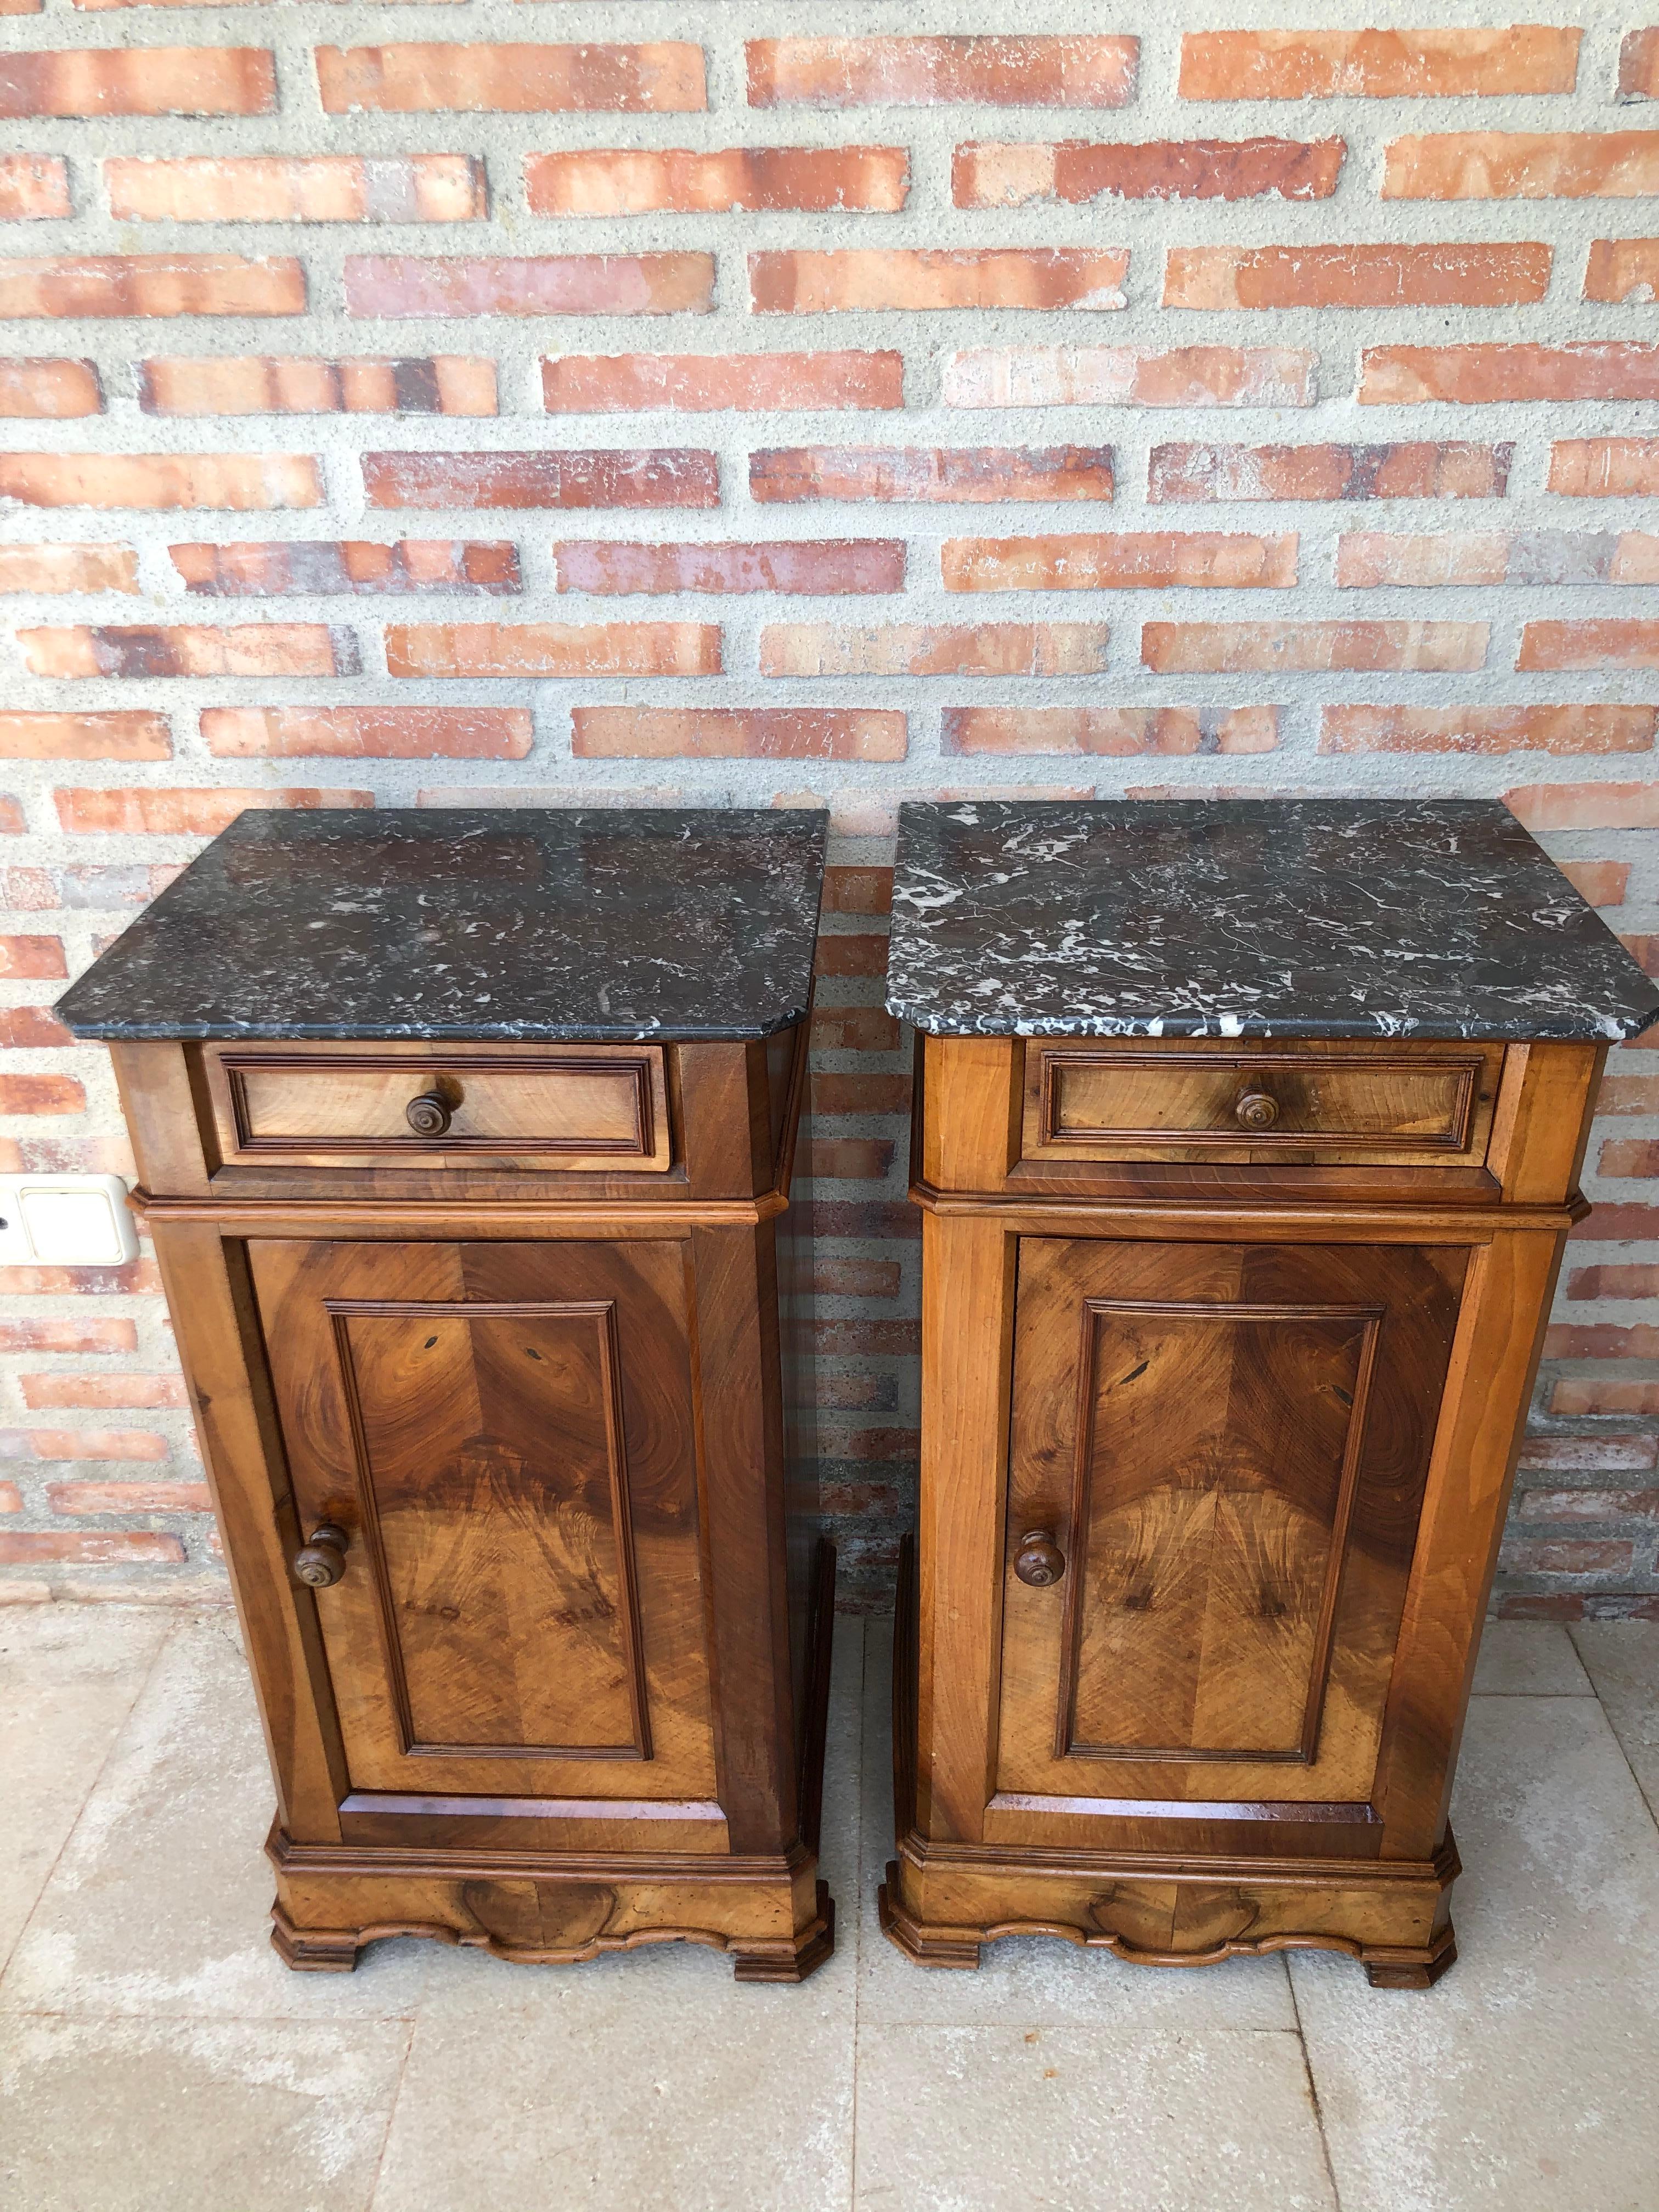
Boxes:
[2,1607,1657,2211]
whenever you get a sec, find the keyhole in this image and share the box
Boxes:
[524,1347,544,1361]
[424,1336,438,1350]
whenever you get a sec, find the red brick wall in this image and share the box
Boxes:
[0,13,1655,1615]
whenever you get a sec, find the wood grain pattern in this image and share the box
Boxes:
[205,1042,670,1172]
[1000,1237,1462,1805]
[1027,1041,1502,1166]
[251,1236,714,1801]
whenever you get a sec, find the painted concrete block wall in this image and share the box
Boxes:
[0,4,1656,1614]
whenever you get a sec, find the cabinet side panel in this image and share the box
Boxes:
[149,1221,347,1838]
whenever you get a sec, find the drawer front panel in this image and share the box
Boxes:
[1024,1042,1503,1167]
[207,1046,670,1170]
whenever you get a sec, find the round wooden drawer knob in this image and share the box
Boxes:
[1235,1090,1280,1131]
[1014,1530,1066,1588]
[293,1525,348,1588]
[405,1090,453,1138]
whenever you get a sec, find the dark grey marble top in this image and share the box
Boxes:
[888,799,1659,1042]
[56,808,827,1042]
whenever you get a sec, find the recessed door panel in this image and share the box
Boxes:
[997,1239,1464,1813]
[252,1239,716,1804]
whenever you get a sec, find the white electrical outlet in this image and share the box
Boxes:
[0,1176,139,1267]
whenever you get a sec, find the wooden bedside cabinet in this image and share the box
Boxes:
[881,799,1659,1988]
[57,806,836,1983]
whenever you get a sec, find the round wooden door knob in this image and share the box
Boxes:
[1014,1530,1066,1588]
[405,1090,453,1137]
[1234,1089,1279,1131]
[293,1525,348,1588]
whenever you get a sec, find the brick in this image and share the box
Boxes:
[1566,1265,1659,1300]
[1560,861,1631,907]
[19,624,354,680]
[317,43,706,115]
[48,1482,210,1515]
[945,706,1279,758]
[0,360,100,417]
[1601,1142,1659,1180]
[0,1532,184,1565]
[0,48,275,118]
[204,707,532,760]
[943,346,1318,409]
[1385,133,1659,199]
[16,1427,167,1461]
[0,545,137,594]
[526,146,907,216]
[1622,30,1659,100]
[1336,531,1659,588]
[803,1138,894,1183]
[0,934,65,978]
[544,351,902,414]
[1150,441,1510,504]
[552,540,905,596]
[0,453,319,509]
[345,254,713,318]
[0,255,302,318]
[573,709,905,761]
[1550,441,1659,496]
[943,532,1294,591]
[1321,706,1655,756]
[1143,622,1486,674]
[0,873,52,911]
[1584,241,1659,303]
[761,622,1109,678]
[813,1007,900,1051]
[0,1262,157,1295]
[822,866,893,916]
[1165,244,1549,311]
[1552,1380,1659,1417]
[1519,1489,1659,1524]
[809,1318,918,1357]
[1519,623,1659,671]
[1596,1066,1659,1103]
[0,1484,16,1514]
[751,446,1113,504]
[55,788,371,834]
[108,154,486,224]
[1499,1539,1632,1575]
[387,623,716,680]
[747,37,1138,109]
[21,1375,186,1410]
[954,138,1344,207]
[812,935,888,979]
[749,247,1128,314]
[0,155,69,222]
[363,450,717,511]
[0,713,170,760]
[1363,345,1659,405]
[807,1259,901,1298]
[171,541,519,597]
[1178,29,1580,100]
[140,357,496,417]
[1518,1434,1657,1471]
[0,1009,72,1047]
[0,1075,83,1113]
[0,1320,137,1353]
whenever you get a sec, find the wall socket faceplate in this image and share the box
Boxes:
[0,1176,140,1267]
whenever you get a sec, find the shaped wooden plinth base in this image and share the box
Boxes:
[270,1869,834,1983]
[880,1850,1458,1990]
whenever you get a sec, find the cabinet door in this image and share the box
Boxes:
[997,1238,1465,1816]
[251,1239,715,1802]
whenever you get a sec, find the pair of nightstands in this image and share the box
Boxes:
[58,800,1659,1988]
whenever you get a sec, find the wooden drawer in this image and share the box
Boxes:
[202,1043,671,1171]
[1021,1040,1504,1169]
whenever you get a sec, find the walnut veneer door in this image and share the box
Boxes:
[250,1239,715,1802]
[997,1238,1465,1817]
